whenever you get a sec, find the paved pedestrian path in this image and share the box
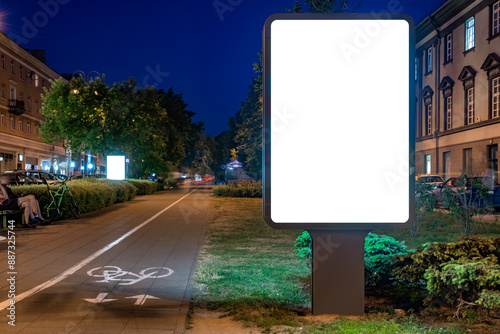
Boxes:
[0,186,212,333]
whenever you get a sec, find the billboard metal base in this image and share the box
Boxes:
[309,230,370,316]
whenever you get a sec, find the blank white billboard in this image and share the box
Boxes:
[263,14,415,228]
[107,155,126,180]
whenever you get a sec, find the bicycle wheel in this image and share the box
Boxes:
[69,196,80,219]
[39,196,56,224]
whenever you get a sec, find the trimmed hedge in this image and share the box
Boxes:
[126,179,158,195]
[9,178,157,219]
[213,180,262,198]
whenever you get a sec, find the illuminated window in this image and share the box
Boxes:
[446,96,452,130]
[415,58,418,80]
[493,1,500,36]
[426,104,432,135]
[424,155,431,174]
[427,47,432,73]
[493,77,500,118]
[467,87,475,124]
[465,17,475,51]
[35,73,39,87]
[446,33,453,62]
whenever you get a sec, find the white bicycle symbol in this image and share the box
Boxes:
[87,266,174,285]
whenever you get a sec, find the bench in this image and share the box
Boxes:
[0,210,25,229]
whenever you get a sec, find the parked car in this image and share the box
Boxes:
[2,170,63,184]
[0,171,39,185]
[433,176,500,209]
[416,174,444,189]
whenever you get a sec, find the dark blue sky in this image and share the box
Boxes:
[1,0,447,136]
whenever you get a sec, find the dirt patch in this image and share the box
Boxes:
[187,308,256,334]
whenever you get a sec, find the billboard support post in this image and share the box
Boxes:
[309,230,369,315]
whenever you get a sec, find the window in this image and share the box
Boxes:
[424,155,431,174]
[493,1,500,36]
[493,77,500,118]
[0,83,4,99]
[10,60,14,74]
[10,116,14,129]
[27,120,31,134]
[27,96,31,110]
[19,92,23,102]
[34,73,39,87]
[446,33,453,62]
[465,17,475,51]
[19,65,23,79]
[467,87,475,124]
[35,123,38,136]
[446,96,453,130]
[1,55,4,69]
[42,79,45,88]
[0,112,4,126]
[427,47,433,73]
[35,99,38,112]
[426,104,432,135]
[464,148,473,175]
[10,86,15,101]
[27,70,32,84]
[19,118,22,132]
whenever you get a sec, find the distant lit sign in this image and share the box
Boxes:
[263,14,415,230]
[107,156,125,180]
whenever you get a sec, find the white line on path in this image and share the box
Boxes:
[0,189,197,311]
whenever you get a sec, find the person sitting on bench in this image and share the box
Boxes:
[0,176,45,228]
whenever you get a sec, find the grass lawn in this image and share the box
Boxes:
[190,197,479,333]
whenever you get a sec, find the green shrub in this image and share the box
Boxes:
[391,237,500,283]
[424,256,500,311]
[293,232,413,287]
[364,233,414,288]
[213,180,262,198]
[125,179,157,195]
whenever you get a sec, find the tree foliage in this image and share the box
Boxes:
[41,77,210,178]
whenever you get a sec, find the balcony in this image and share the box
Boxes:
[8,99,26,115]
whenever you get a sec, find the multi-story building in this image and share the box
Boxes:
[0,31,67,175]
[415,0,500,180]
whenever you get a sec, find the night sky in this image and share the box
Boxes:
[1,0,447,136]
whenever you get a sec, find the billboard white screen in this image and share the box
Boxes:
[107,155,126,180]
[265,16,414,226]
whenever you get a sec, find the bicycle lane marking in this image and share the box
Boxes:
[0,189,197,311]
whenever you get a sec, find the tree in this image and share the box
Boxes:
[41,77,200,178]
[411,180,436,237]
[440,172,492,237]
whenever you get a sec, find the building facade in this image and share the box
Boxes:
[416,0,500,180]
[0,32,67,175]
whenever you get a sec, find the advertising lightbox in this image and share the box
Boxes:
[263,14,415,230]
[107,155,126,180]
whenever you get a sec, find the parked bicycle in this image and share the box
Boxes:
[39,178,80,224]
